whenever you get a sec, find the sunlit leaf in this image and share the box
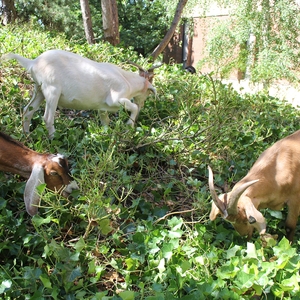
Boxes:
[119,290,135,300]
[0,280,12,293]
[40,274,52,289]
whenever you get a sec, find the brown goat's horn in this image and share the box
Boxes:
[208,166,228,218]
[227,179,259,215]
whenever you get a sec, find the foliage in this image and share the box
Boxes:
[1,25,300,299]
[204,20,247,79]
[204,0,300,84]
[12,0,171,56]
[117,0,170,56]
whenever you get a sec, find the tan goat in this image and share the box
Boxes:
[0,132,79,215]
[208,129,300,242]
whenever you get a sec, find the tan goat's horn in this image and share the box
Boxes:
[208,166,228,218]
[227,179,259,215]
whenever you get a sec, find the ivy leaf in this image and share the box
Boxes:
[32,215,51,227]
[161,243,173,260]
[233,271,256,289]
[67,267,81,282]
[74,236,86,252]
[119,290,135,300]
[246,242,257,259]
[157,258,165,273]
[279,274,299,292]
[99,219,113,235]
[0,280,12,293]
[226,245,241,259]
[125,258,139,271]
[168,217,183,231]
[40,274,52,289]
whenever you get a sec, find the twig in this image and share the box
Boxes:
[153,208,198,225]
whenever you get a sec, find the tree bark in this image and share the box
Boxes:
[80,0,95,44]
[1,0,17,25]
[150,0,188,61]
[101,0,120,46]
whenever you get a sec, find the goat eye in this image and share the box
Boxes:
[50,171,59,176]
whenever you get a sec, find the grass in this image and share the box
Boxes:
[1,24,300,299]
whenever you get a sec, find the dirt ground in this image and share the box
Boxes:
[223,79,300,108]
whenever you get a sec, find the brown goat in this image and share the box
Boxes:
[208,129,300,242]
[0,132,79,215]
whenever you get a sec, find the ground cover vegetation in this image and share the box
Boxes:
[1,25,300,299]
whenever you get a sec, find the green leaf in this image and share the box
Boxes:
[157,258,165,273]
[268,210,283,219]
[32,215,51,227]
[161,243,174,260]
[132,232,144,243]
[119,290,135,300]
[99,219,113,235]
[0,280,12,293]
[67,267,81,282]
[168,217,183,230]
[125,258,139,271]
[279,274,299,292]
[74,236,86,252]
[40,274,52,289]
[217,264,239,279]
[233,271,256,289]
[245,242,257,259]
[168,229,183,239]
[226,245,241,259]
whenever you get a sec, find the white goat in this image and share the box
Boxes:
[0,131,79,215]
[2,50,157,137]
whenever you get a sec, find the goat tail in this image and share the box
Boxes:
[1,53,33,71]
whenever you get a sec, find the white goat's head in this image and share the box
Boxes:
[127,61,162,83]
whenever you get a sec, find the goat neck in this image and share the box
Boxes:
[0,137,43,178]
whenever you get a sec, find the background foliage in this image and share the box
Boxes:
[8,0,300,86]
[1,25,300,299]
[204,0,300,83]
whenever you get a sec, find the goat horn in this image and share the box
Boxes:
[227,179,259,215]
[127,60,146,72]
[208,166,228,218]
[148,63,163,72]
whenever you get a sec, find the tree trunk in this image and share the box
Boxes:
[1,0,17,25]
[101,0,120,46]
[150,0,188,61]
[80,0,95,44]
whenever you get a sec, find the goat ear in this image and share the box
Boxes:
[244,201,265,225]
[24,164,45,216]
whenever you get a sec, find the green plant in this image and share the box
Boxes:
[1,25,300,299]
